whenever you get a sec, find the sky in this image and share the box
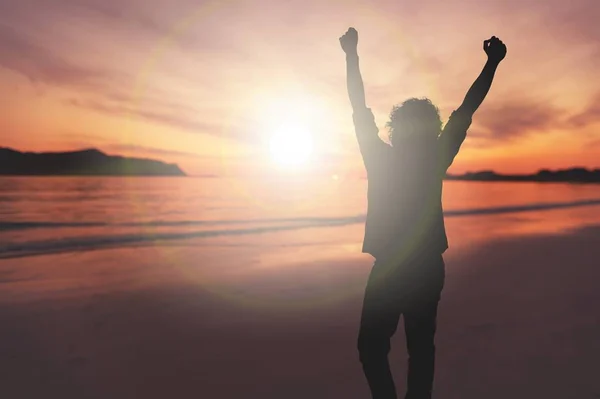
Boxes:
[0,0,599,176]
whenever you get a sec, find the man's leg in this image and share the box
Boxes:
[358,262,402,399]
[402,255,445,399]
[403,300,439,399]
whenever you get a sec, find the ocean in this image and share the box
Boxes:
[2,176,600,260]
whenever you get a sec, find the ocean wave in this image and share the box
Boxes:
[1,198,600,259]
[0,218,363,260]
[0,216,358,231]
[2,198,600,232]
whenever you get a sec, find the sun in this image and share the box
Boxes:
[269,125,313,166]
[253,88,326,168]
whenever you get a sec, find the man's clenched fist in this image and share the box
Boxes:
[340,27,358,55]
[484,36,507,63]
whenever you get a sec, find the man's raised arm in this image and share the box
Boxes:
[438,36,506,171]
[457,36,507,116]
[340,28,387,168]
[340,28,366,110]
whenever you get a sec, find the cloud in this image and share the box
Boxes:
[585,137,600,148]
[66,96,258,145]
[566,93,600,128]
[474,100,564,141]
[537,0,600,45]
[459,127,495,149]
[64,0,164,33]
[467,93,600,147]
[0,23,123,89]
[68,97,217,133]
[0,4,261,144]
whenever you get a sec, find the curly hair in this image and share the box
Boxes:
[386,98,442,145]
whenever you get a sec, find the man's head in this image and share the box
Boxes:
[386,98,442,147]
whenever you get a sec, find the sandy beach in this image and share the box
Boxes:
[1,220,599,399]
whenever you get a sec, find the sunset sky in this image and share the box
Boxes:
[0,0,599,176]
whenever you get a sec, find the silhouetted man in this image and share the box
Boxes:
[340,28,506,399]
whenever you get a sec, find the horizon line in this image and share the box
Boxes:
[2,146,599,177]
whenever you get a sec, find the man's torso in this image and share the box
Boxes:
[363,143,448,262]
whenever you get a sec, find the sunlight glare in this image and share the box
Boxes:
[269,125,313,166]
[259,90,322,168]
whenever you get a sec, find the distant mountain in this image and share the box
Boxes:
[446,168,600,183]
[0,147,186,176]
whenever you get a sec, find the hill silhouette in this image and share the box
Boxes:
[446,168,600,183]
[0,147,185,176]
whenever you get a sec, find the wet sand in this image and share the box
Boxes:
[1,225,599,398]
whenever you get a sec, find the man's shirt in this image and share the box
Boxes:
[353,107,472,262]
